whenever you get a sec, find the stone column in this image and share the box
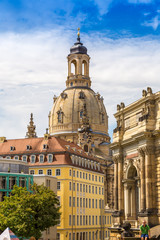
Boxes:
[113,157,118,210]
[118,154,124,211]
[138,148,146,212]
[144,146,153,210]
[124,184,129,219]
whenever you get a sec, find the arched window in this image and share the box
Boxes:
[71,60,77,75]
[82,60,87,75]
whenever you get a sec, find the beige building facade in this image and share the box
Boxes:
[110,87,160,228]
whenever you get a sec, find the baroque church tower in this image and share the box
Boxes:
[48,30,114,208]
[49,29,110,159]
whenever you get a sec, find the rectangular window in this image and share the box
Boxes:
[86,198,88,208]
[86,215,88,225]
[89,215,91,225]
[99,231,101,240]
[105,216,106,224]
[73,215,75,225]
[96,199,97,208]
[89,185,91,193]
[86,173,88,179]
[110,216,112,224]
[69,196,71,207]
[69,215,71,226]
[95,186,97,194]
[102,177,104,183]
[77,171,79,177]
[80,184,82,192]
[83,215,85,225]
[83,198,85,208]
[99,216,101,225]
[92,232,94,240]
[95,176,97,181]
[80,198,82,207]
[92,216,94,225]
[102,200,104,208]
[89,199,91,208]
[73,182,75,191]
[89,232,91,240]
[77,215,79,225]
[77,197,79,207]
[80,172,82,178]
[73,170,75,177]
[92,186,94,194]
[69,233,71,240]
[56,169,61,176]
[83,184,85,192]
[107,216,109,224]
[73,197,75,207]
[80,215,82,225]
[96,216,98,225]
[38,170,43,175]
[77,183,79,191]
[89,174,91,180]
[57,181,61,190]
[99,176,101,182]
[47,169,52,175]
[92,199,94,208]
[83,172,85,179]
[69,169,72,176]
[69,182,72,190]
[73,233,75,240]
[99,187,101,195]
[102,188,104,195]
[92,175,94,181]
[99,199,101,209]
[86,185,88,193]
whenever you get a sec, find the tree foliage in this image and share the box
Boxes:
[0,184,60,240]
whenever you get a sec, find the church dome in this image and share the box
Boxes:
[70,38,87,55]
[49,88,109,140]
[49,30,110,151]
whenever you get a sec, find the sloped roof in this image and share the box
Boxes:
[0,136,101,169]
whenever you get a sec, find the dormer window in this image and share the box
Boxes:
[31,155,36,163]
[26,145,31,150]
[22,155,27,162]
[10,146,15,151]
[48,154,53,163]
[39,155,44,163]
[43,144,48,150]
[14,156,19,160]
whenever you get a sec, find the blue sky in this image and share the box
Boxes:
[0,0,159,37]
[0,0,160,139]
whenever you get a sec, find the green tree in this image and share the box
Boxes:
[0,184,60,240]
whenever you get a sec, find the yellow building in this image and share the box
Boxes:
[0,134,112,240]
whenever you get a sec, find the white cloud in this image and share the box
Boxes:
[143,15,160,30]
[0,29,160,140]
[93,0,114,15]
